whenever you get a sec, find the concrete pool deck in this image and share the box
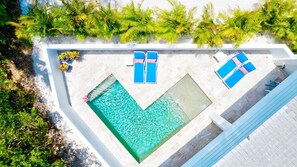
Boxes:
[64,49,287,166]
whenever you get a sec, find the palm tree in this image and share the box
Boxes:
[9,1,56,43]
[154,0,197,43]
[117,1,155,43]
[219,8,263,47]
[261,0,297,52]
[95,2,121,40]
[193,4,223,47]
[51,0,100,41]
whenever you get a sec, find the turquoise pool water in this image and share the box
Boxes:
[87,75,189,162]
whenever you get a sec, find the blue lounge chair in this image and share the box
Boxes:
[146,51,158,83]
[216,52,249,79]
[223,62,256,89]
[134,51,145,83]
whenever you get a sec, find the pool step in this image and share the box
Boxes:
[88,74,117,101]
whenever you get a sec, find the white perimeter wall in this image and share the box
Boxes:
[43,44,297,167]
[43,48,122,167]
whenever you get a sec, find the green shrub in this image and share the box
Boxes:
[0,60,64,166]
[193,4,223,47]
[58,50,80,61]
[59,63,69,71]
[118,1,155,43]
[218,8,263,47]
[9,0,297,53]
[154,0,197,43]
[52,0,101,41]
[9,2,56,45]
[1,0,64,165]
[261,0,297,52]
[0,4,10,27]
[96,2,121,40]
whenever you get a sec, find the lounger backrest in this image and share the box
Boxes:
[147,51,158,60]
[134,51,145,60]
[243,62,256,72]
[236,52,248,63]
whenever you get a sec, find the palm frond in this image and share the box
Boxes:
[155,0,196,43]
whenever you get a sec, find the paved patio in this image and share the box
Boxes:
[64,50,287,166]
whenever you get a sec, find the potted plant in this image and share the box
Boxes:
[68,50,80,61]
[58,50,80,64]
[59,63,72,72]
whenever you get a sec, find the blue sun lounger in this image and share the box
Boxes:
[146,51,158,83]
[216,52,249,79]
[134,51,145,83]
[224,62,256,89]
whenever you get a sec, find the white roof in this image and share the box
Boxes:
[215,96,297,167]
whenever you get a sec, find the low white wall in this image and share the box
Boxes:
[274,58,297,74]
[43,44,297,166]
[45,43,297,74]
[43,47,121,167]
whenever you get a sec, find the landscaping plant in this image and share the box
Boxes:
[218,8,263,47]
[9,1,57,45]
[118,1,155,43]
[96,2,121,40]
[10,0,297,53]
[52,0,101,41]
[58,50,80,61]
[0,1,65,165]
[154,0,197,43]
[193,4,223,47]
[260,0,297,52]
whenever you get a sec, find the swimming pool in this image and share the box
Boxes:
[87,74,211,162]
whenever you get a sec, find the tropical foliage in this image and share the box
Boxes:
[53,0,101,41]
[0,0,65,165]
[219,8,263,47]
[0,3,9,27]
[0,61,64,166]
[260,0,297,52]
[154,0,196,43]
[9,1,56,45]
[96,2,121,40]
[58,50,80,61]
[10,0,297,53]
[118,1,155,43]
[193,4,223,47]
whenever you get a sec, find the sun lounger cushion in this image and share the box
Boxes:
[134,51,145,83]
[224,62,256,88]
[146,51,158,83]
[216,52,249,79]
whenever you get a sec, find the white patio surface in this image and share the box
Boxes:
[64,50,287,166]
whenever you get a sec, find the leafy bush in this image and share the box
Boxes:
[1,0,65,165]
[9,0,297,53]
[52,0,101,41]
[118,1,155,43]
[154,0,196,43]
[58,51,80,61]
[261,0,297,52]
[193,4,223,47]
[0,4,10,27]
[0,61,64,166]
[59,63,69,71]
[219,8,263,47]
[9,2,56,45]
[96,2,121,40]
